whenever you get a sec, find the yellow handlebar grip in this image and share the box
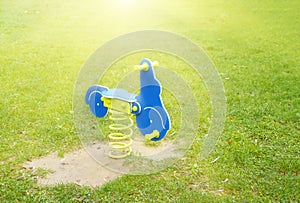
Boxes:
[134,64,147,71]
[134,60,159,71]
[152,61,159,67]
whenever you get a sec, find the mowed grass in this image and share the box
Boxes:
[0,0,299,202]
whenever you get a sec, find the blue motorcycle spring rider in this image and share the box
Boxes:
[85,58,171,159]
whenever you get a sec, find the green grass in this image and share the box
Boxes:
[0,0,299,202]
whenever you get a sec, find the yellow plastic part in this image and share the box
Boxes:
[132,105,138,112]
[152,61,159,67]
[102,97,131,114]
[144,130,160,141]
[134,61,159,71]
[108,109,134,159]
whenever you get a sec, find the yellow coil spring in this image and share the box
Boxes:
[108,109,133,159]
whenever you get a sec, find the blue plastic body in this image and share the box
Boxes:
[85,85,108,118]
[85,58,171,141]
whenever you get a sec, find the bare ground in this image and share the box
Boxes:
[24,149,121,187]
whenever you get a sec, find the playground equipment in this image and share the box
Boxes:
[85,58,171,159]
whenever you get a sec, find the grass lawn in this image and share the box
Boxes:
[0,0,299,202]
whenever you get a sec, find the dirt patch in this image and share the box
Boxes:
[23,138,182,186]
[24,149,121,187]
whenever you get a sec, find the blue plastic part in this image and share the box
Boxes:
[135,58,171,141]
[85,85,108,118]
[85,58,171,141]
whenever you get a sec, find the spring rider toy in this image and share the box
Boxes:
[85,58,171,159]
